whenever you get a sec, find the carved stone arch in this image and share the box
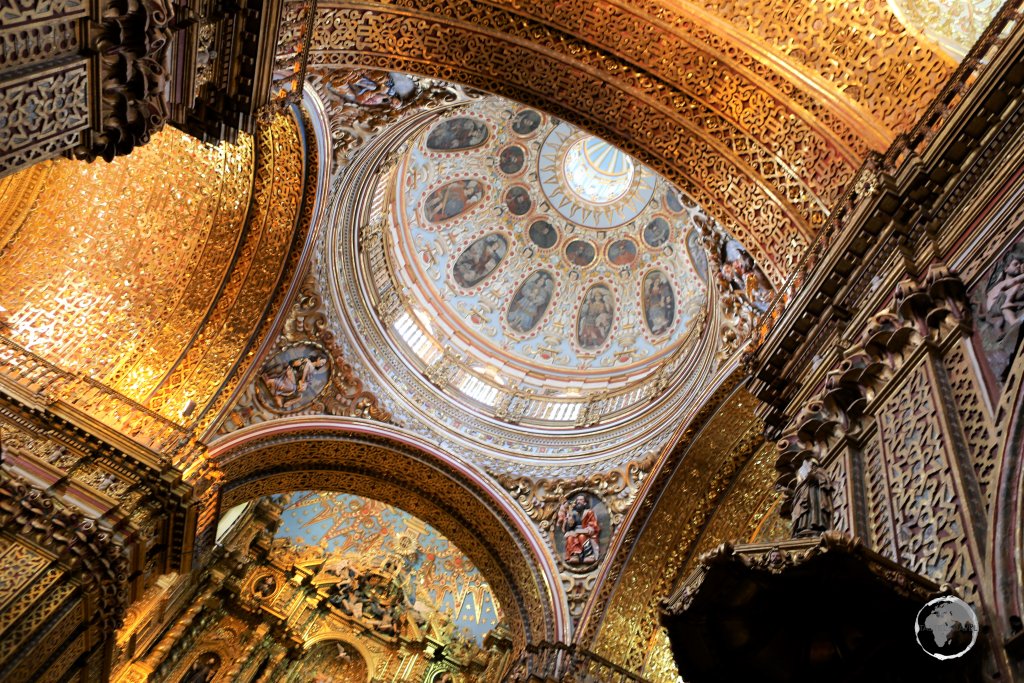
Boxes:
[301,632,376,682]
[207,416,570,651]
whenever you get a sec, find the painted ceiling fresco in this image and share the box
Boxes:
[392,98,709,378]
[272,491,501,644]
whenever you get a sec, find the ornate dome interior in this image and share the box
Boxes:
[329,93,773,461]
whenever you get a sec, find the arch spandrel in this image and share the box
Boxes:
[309,0,951,283]
[208,417,569,650]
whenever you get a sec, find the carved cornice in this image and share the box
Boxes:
[0,471,131,631]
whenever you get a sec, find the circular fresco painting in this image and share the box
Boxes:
[256,342,332,412]
[528,219,558,249]
[499,145,526,175]
[552,491,612,572]
[565,240,596,267]
[512,109,542,135]
[606,238,637,266]
[505,186,532,216]
[643,217,671,248]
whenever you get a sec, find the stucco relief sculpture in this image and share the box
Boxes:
[257,342,331,412]
[553,491,611,571]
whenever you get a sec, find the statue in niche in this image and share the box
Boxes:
[181,653,220,683]
[252,574,277,599]
[556,493,603,567]
[975,244,1024,381]
[791,458,835,538]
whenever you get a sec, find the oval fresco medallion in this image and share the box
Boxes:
[507,270,555,334]
[577,284,615,350]
[606,238,637,266]
[665,189,684,213]
[642,270,675,336]
[505,186,532,216]
[564,239,596,267]
[499,145,526,175]
[687,228,708,283]
[453,233,508,288]
[512,109,542,135]
[643,217,671,248]
[256,342,331,412]
[552,491,612,572]
[528,219,558,249]
[426,117,490,151]
[424,179,486,223]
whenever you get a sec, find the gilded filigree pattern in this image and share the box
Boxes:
[147,114,305,421]
[941,341,998,515]
[0,61,89,177]
[691,0,954,133]
[0,128,253,409]
[586,386,764,677]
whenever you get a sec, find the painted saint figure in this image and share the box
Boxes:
[424,179,485,223]
[259,351,329,410]
[643,270,675,336]
[504,187,532,216]
[512,109,541,135]
[565,240,595,267]
[528,220,558,249]
[607,239,637,266]
[499,145,526,174]
[453,233,508,288]
[577,285,614,349]
[643,217,671,248]
[426,117,489,151]
[557,494,601,566]
[507,271,554,334]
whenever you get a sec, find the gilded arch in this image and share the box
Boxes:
[307,0,951,282]
[208,417,569,650]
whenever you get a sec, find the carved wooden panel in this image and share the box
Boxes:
[0,60,89,177]
[876,361,981,605]
[862,432,899,562]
